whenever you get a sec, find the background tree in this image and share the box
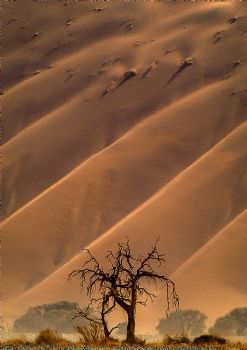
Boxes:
[69,238,179,343]
[156,309,207,338]
[209,307,247,336]
[115,322,127,338]
[13,301,89,333]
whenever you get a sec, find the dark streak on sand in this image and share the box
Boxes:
[101,70,137,97]
[166,58,195,86]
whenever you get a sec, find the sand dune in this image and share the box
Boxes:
[3,0,247,217]
[3,93,246,303]
[3,73,246,218]
[2,0,247,327]
[4,121,247,321]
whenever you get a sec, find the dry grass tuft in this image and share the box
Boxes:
[75,323,105,345]
[35,328,64,345]
[0,335,32,345]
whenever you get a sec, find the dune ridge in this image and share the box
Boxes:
[3,76,243,221]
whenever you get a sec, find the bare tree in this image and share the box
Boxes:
[69,238,179,343]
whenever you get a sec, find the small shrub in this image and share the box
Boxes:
[163,335,190,344]
[75,322,105,345]
[178,335,190,344]
[194,334,226,344]
[35,328,62,345]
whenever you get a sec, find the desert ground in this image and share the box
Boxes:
[2,0,247,335]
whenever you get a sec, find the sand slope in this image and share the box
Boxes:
[4,122,247,323]
[3,82,247,302]
[3,1,247,217]
[171,210,247,326]
[2,0,247,327]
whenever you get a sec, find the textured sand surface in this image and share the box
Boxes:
[2,0,247,331]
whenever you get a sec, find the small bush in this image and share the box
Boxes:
[35,328,62,345]
[194,334,226,344]
[75,322,105,345]
[163,335,190,344]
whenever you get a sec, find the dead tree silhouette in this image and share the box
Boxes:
[69,238,179,343]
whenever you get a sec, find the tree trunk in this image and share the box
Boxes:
[126,307,136,343]
[102,322,110,340]
[126,285,137,343]
[101,310,111,340]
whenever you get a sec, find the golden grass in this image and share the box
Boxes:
[1,328,246,349]
[0,335,32,345]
